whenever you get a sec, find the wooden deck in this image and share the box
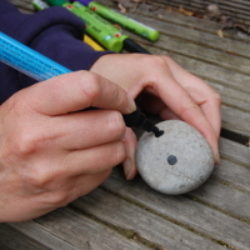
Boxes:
[2,0,250,249]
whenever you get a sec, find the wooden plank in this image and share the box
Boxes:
[72,188,226,250]
[0,224,49,250]
[125,13,250,59]
[142,42,250,94]
[221,105,250,136]
[208,81,250,111]
[174,53,250,96]
[190,178,250,223]
[186,139,250,222]
[103,170,250,250]
[100,0,250,42]
[152,0,250,26]
[155,0,250,16]
[8,221,79,250]
[213,158,250,193]
[34,207,149,250]
[220,138,250,166]
[138,32,250,76]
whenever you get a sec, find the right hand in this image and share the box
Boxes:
[0,71,136,222]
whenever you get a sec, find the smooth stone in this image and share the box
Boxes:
[136,120,214,195]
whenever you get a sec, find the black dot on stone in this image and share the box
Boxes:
[167,155,178,165]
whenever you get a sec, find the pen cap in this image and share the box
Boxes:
[64,2,128,52]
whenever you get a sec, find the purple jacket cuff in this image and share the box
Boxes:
[0,0,112,102]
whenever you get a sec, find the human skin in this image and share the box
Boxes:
[91,54,221,179]
[0,70,136,222]
[0,54,221,222]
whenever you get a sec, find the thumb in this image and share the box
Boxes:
[123,128,138,180]
[23,71,136,116]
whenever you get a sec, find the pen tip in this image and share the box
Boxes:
[152,126,164,137]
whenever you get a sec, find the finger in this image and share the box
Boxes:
[150,70,220,162]
[183,90,221,140]
[200,98,221,138]
[25,71,136,116]
[63,141,126,176]
[54,110,126,150]
[188,88,221,139]
[164,57,221,137]
[176,83,221,139]
[164,56,209,89]
[160,108,180,120]
[123,128,137,180]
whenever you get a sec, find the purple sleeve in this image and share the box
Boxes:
[0,0,111,103]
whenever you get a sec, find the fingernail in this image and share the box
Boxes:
[123,158,134,180]
[127,96,136,113]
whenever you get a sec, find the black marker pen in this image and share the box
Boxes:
[123,109,164,137]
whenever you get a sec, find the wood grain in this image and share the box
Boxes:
[4,0,250,249]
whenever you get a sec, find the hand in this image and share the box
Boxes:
[0,71,136,222]
[91,54,221,178]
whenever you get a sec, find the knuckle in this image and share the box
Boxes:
[80,72,101,101]
[147,55,167,69]
[213,93,222,104]
[22,168,52,188]
[41,190,72,208]
[111,85,126,107]
[5,94,20,112]
[13,131,41,157]
[162,55,173,64]
[5,91,29,117]
[1,97,40,159]
[107,111,126,137]
[139,55,169,83]
[50,191,71,207]
[1,132,37,161]
[179,103,198,118]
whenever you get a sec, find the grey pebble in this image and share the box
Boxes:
[136,120,214,195]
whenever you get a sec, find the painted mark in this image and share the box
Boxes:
[167,155,178,165]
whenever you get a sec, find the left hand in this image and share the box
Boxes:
[91,53,221,179]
